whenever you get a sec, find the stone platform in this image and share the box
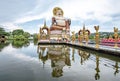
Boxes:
[38,42,120,57]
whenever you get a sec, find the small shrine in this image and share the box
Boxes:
[38,21,50,42]
[78,24,90,45]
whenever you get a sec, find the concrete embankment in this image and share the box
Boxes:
[38,42,120,57]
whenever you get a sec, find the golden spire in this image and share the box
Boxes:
[83,24,85,30]
[43,20,46,28]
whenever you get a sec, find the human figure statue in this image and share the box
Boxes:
[50,7,71,31]
[71,31,76,43]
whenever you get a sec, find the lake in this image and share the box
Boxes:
[0,40,120,81]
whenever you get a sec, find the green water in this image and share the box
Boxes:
[0,41,120,81]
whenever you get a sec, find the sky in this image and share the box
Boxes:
[0,0,120,34]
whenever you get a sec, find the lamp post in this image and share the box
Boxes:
[94,25,99,49]
[114,27,118,48]
[79,30,83,46]
[85,31,89,45]
[71,31,76,43]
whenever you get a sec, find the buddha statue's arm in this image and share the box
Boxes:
[52,17,56,25]
[51,17,71,30]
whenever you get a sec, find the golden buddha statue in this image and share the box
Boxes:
[50,7,71,31]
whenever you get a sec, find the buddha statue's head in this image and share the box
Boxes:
[53,7,64,17]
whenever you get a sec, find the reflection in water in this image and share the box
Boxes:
[12,40,30,48]
[95,55,100,80]
[37,45,93,78]
[78,49,90,65]
[72,48,75,62]
[37,45,71,77]
[0,41,10,51]
[114,61,119,75]
[33,39,38,45]
[0,42,120,81]
[37,45,48,67]
[37,45,120,80]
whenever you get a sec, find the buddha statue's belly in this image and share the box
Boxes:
[56,20,66,26]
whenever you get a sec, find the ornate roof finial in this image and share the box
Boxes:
[83,23,85,30]
[43,19,46,28]
[83,23,85,27]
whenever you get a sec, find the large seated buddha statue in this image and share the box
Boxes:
[50,7,71,32]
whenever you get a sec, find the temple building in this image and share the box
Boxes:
[38,7,71,42]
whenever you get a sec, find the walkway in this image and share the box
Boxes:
[38,41,120,56]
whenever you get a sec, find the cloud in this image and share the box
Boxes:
[0,0,38,23]
[0,0,120,33]
[0,0,58,32]
[55,0,117,22]
[0,23,21,32]
[14,12,52,24]
[55,0,120,32]
[1,45,38,62]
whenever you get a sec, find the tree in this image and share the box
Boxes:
[12,29,24,37]
[23,32,30,39]
[12,29,32,40]
[0,27,5,35]
[0,27,10,36]
[33,33,38,40]
[0,27,5,32]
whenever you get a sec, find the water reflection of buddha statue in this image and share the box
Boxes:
[51,59,65,77]
[50,7,71,31]
[48,45,71,77]
[37,45,71,77]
